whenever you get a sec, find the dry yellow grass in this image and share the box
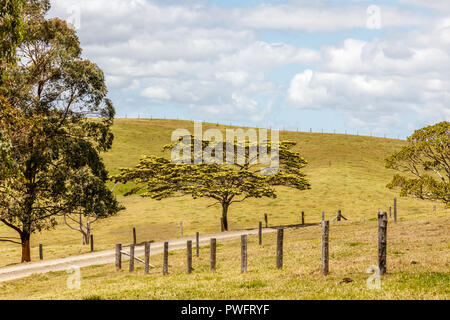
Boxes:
[0,119,448,300]
[0,209,448,300]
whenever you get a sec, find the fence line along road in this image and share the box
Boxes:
[0,226,299,283]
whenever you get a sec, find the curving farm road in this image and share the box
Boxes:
[0,227,289,283]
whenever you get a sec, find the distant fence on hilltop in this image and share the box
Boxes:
[114,115,407,140]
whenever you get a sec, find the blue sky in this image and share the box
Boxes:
[49,0,450,139]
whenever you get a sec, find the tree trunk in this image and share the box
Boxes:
[85,226,90,245]
[81,223,91,245]
[222,202,229,231]
[21,232,31,263]
[86,223,91,244]
[82,232,89,245]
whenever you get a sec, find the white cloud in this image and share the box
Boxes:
[288,70,329,109]
[288,70,404,110]
[141,87,171,101]
[288,20,450,132]
[240,4,428,31]
[399,0,450,12]
[47,0,450,134]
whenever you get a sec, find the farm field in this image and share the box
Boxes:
[0,119,448,300]
[0,209,448,300]
[2,0,449,304]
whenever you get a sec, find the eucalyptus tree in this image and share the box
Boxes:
[0,0,25,227]
[0,0,25,174]
[0,0,25,79]
[386,121,449,207]
[0,0,122,262]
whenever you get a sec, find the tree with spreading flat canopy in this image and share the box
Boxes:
[0,0,122,262]
[386,121,449,207]
[113,135,311,231]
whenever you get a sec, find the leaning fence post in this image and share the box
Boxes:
[258,222,262,245]
[186,240,192,274]
[322,221,329,275]
[264,213,268,228]
[196,232,199,257]
[210,238,216,271]
[276,229,284,270]
[133,227,137,245]
[90,235,94,252]
[394,198,397,223]
[39,244,43,260]
[241,235,247,273]
[301,211,305,225]
[129,244,135,272]
[115,243,122,270]
[163,241,169,275]
[144,242,150,274]
[378,211,388,275]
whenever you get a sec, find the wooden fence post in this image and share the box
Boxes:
[332,210,347,222]
[115,243,122,270]
[163,242,169,275]
[258,222,262,245]
[180,222,183,237]
[210,238,216,271]
[90,235,94,252]
[129,244,135,272]
[39,244,43,260]
[394,198,397,223]
[144,242,150,274]
[378,211,388,275]
[322,211,325,222]
[301,211,305,225]
[196,232,199,257]
[186,240,192,274]
[276,229,284,270]
[389,206,392,218]
[322,221,329,275]
[133,227,137,245]
[264,213,268,228]
[241,235,247,273]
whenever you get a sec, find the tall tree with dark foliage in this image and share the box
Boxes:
[0,0,122,262]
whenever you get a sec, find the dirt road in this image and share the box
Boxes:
[0,227,285,283]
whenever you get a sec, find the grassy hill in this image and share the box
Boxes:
[0,119,448,299]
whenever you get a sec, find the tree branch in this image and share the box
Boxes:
[0,219,22,235]
[0,239,21,245]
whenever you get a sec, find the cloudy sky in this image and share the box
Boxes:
[48,0,450,138]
